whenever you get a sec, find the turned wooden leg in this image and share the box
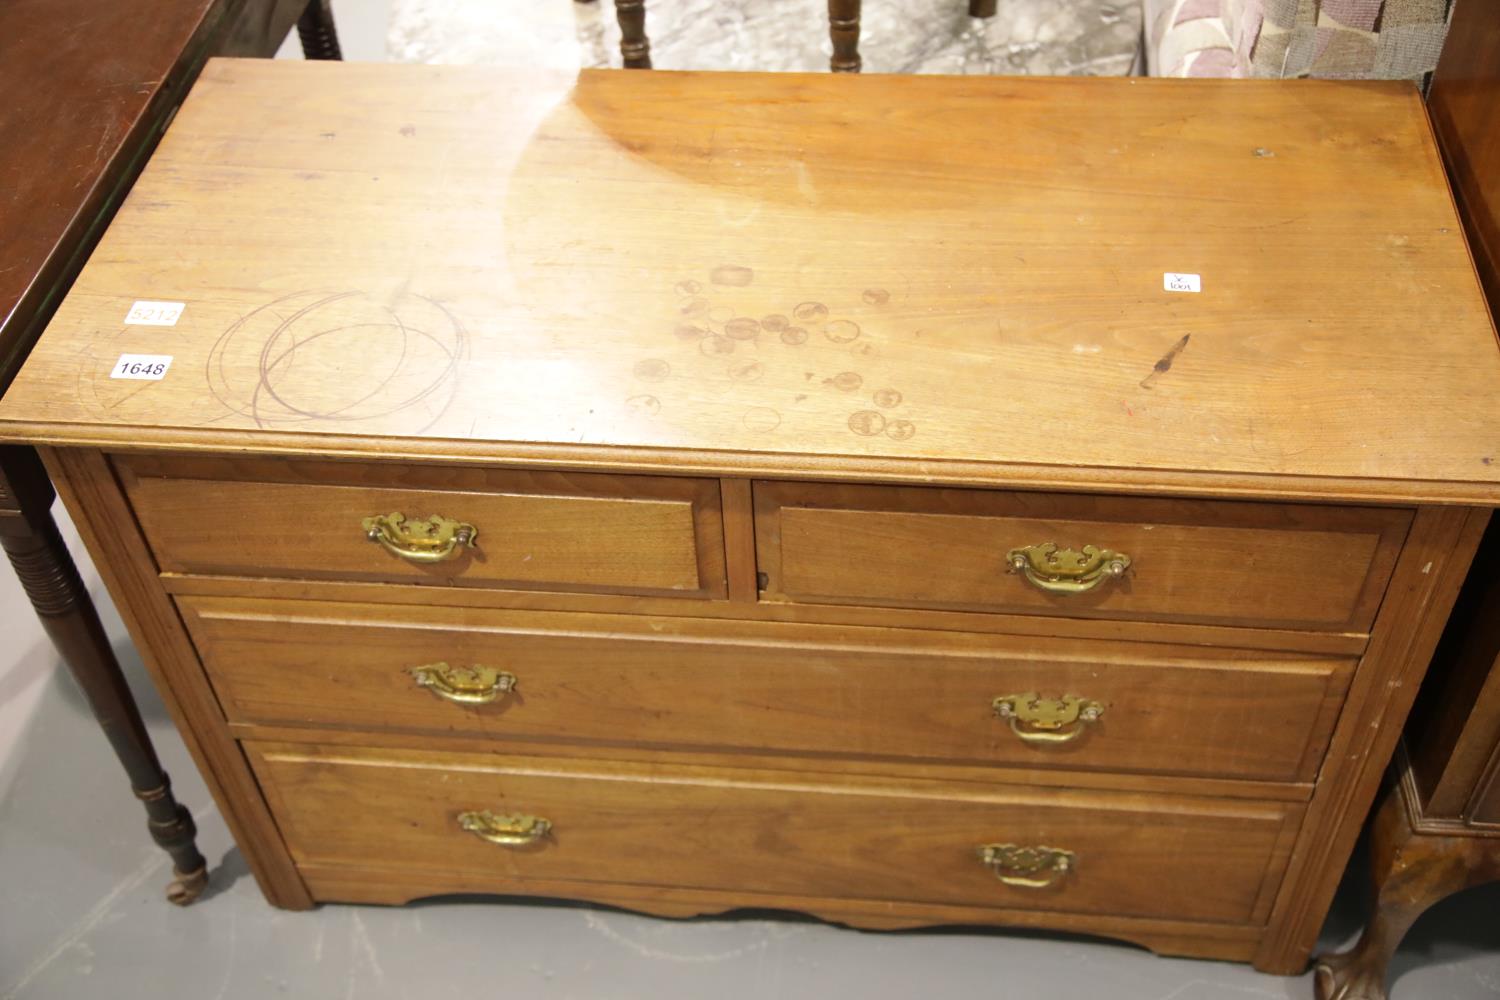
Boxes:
[0,446,208,905]
[1313,783,1495,1000]
[614,0,651,68]
[296,0,343,60]
[969,0,999,17]
[829,0,862,72]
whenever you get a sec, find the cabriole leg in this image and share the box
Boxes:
[1314,785,1488,1000]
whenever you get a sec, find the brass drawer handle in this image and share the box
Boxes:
[1007,542,1130,595]
[458,810,551,847]
[978,843,1076,889]
[992,692,1103,745]
[410,663,517,705]
[363,512,477,563]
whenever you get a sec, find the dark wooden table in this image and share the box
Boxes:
[0,0,338,904]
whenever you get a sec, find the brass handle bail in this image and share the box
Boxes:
[363,512,477,563]
[977,843,1076,889]
[992,692,1104,745]
[410,663,517,705]
[1007,542,1130,595]
[458,811,551,847]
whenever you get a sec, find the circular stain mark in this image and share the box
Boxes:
[761,314,789,332]
[675,323,709,341]
[742,407,781,433]
[886,419,916,441]
[710,265,755,287]
[725,317,761,341]
[633,358,670,382]
[680,297,710,317]
[626,394,661,416]
[824,319,861,344]
[707,306,735,325]
[700,335,735,356]
[828,371,863,392]
[793,302,829,323]
[873,388,903,408]
[862,288,891,305]
[675,279,703,296]
[780,327,809,346]
[202,290,466,434]
[848,410,887,437]
[728,361,764,382]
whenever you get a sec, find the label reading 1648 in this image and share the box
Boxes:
[111,354,173,380]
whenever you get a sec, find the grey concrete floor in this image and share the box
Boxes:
[3,2,1498,997]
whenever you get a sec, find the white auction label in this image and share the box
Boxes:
[1163,273,1202,293]
[111,354,173,380]
[124,300,185,326]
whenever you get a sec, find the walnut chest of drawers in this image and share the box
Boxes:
[4,60,1499,976]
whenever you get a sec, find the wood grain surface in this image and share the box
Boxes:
[41,448,313,908]
[159,571,1375,656]
[294,862,1265,961]
[0,0,303,391]
[226,718,1319,803]
[1428,0,1500,309]
[1407,517,1500,818]
[1253,505,1489,972]
[248,741,1300,926]
[119,455,727,599]
[756,480,1409,631]
[1,61,1497,503]
[181,595,1353,783]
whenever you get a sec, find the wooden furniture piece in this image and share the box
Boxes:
[594,0,999,73]
[0,0,340,904]
[295,0,342,60]
[1313,2,1500,996]
[2,62,1497,973]
[1314,525,1500,999]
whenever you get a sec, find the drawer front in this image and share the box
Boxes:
[119,456,726,599]
[249,743,1297,924]
[755,482,1410,631]
[188,597,1353,783]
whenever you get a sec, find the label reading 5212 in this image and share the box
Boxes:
[111,354,173,380]
[124,300,185,326]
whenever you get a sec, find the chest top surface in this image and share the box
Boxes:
[2,59,1497,503]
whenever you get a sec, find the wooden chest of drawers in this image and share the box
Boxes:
[3,61,1499,976]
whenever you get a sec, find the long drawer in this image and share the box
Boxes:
[754,481,1410,631]
[249,743,1298,924]
[117,455,727,599]
[187,597,1354,783]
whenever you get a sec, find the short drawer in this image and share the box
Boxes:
[248,743,1298,925]
[755,482,1410,631]
[118,455,726,599]
[187,597,1354,783]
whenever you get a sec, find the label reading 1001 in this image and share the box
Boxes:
[111,353,173,381]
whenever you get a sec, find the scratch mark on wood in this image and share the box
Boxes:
[1139,334,1191,390]
[104,382,154,410]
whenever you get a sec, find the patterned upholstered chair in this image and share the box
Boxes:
[1143,0,1455,84]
